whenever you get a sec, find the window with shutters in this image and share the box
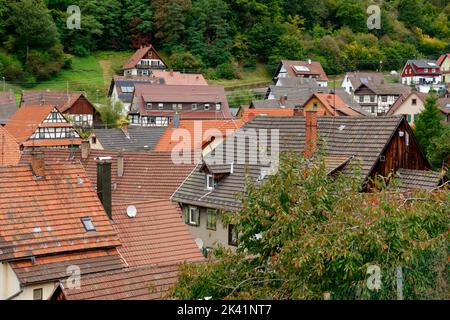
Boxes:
[206,209,216,230]
[406,114,412,122]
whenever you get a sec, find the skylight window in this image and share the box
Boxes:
[294,65,310,72]
[81,217,96,232]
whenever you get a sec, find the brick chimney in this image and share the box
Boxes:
[96,159,112,220]
[81,139,90,160]
[117,150,124,177]
[304,110,318,158]
[279,94,287,106]
[31,151,45,179]
[293,107,304,117]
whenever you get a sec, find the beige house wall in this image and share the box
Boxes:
[391,93,425,125]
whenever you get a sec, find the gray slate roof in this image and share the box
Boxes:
[172,115,405,211]
[93,126,166,151]
[0,92,18,125]
[395,169,444,191]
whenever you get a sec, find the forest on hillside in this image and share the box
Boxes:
[0,0,449,83]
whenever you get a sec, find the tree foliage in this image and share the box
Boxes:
[169,152,449,300]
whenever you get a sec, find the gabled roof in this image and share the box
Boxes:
[276,77,318,87]
[152,70,208,86]
[404,60,442,75]
[52,264,181,300]
[20,90,89,113]
[306,93,364,116]
[250,99,303,109]
[355,83,411,96]
[437,98,450,114]
[344,71,384,89]
[123,45,166,69]
[5,105,81,147]
[0,126,20,166]
[0,92,18,125]
[132,83,232,118]
[0,162,121,261]
[154,119,242,152]
[240,108,295,122]
[278,60,328,81]
[387,92,428,115]
[108,75,160,102]
[437,53,450,66]
[112,200,204,267]
[172,116,407,211]
[20,150,196,205]
[93,126,167,151]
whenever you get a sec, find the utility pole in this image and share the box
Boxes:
[2,77,5,92]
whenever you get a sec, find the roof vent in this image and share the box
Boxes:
[126,205,137,218]
[338,125,346,131]
[33,227,42,233]
[77,176,84,185]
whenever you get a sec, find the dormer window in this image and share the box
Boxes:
[81,217,96,232]
[206,174,214,190]
[192,103,198,110]
[204,104,210,111]
[145,102,152,110]
[215,103,221,110]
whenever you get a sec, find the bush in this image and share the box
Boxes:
[168,51,204,72]
[0,52,24,80]
[215,62,236,80]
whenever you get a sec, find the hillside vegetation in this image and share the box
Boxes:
[0,0,449,85]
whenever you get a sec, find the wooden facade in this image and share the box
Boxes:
[371,118,430,179]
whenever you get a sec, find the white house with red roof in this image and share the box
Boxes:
[123,45,167,77]
[401,59,443,93]
[273,59,329,87]
[437,53,450,84]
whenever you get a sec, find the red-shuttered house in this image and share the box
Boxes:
[401,60,443,93]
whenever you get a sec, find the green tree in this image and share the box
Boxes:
[98,100,124,128]
[428,125,450,170]
[170,152,449,299]
[413,95,445,158]
[335,0,366,33]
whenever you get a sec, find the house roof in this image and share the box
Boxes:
[152,70,208,86]
[344,72,384,89]
[387,92,428,115]
[405,60,442,75]
[437,54,450,66]
[93,126,167,151]
[112,200,204,268]
[279,60,329,81]
[172,116,408,211]
[265,86,370,116]
[250,99,304,109]
[53,264,181,300]
[123,45,167,69]
[5,105,81,147]
[0,162,121,261]
[20,91,88,113]
[395,169,444,191]
[240,108,295,122]
[355,83,411,96]
[132,84,231,118]
[0,92,18,125]
[10,248,123,285]
[307,93,363,116]
[154,119,242,152]
[108,75,161,103]
[275,77,319,87]
[20,150,196,205]
[0,126,20,166]
[437,98,450,114]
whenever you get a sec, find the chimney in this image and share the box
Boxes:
[31,151,45,179]
[304,110,318,158]
[81,139,90,160]
[169,69,174,77]
[117,150,124,177]
[97,159,112,220]
[308,59,312,65]
[173,113,180,128]
[279,94,287,106]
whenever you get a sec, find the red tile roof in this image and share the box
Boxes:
[152,70,208,86]
[311,93,363,116]
[154,119,243,152]
[0,126,20,166]
[20,150,197,204]
[20,91,85,113]
[123,45,166,69]
[0,163,121,261]
[280,60,329,81]
[54,264,181,300]
[437,53,450,66]
[240,108,295,122]
[10,248,124,285]
[112,200,204,267]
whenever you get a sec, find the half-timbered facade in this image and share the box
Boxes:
[5,105,81,149]
[123,45,167,76]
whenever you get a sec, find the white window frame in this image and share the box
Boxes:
[215,103,221,110]
[189,207,198,225]
[158,103,164,109]
[204,104,210,111]
[145,102,152,110]
[192,103,198,110]
[206,174,214,190]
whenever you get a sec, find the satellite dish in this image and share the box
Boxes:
[126,205,137,218]
[194,238,204,249]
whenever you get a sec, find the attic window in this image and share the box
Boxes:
[204,104,210,111]
[215,103,221,110]
[81,217,96,232]
[206,174,214,190]
[145,102,152,110]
